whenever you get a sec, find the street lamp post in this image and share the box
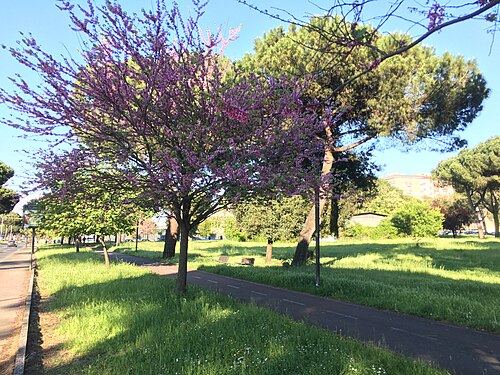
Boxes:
[23,203,40,270]
[315,186,321,287]
[30,226,36,254]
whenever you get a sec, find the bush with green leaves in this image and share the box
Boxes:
[234,196,310,242]
[391,202,444,238]
[197,215,246,241]
[344,219,398,240]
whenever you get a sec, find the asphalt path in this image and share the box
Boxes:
[0,243,31,373]
[106,251,500,375]
[0,243,20,262]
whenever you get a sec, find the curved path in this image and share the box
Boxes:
[107,251,500,375]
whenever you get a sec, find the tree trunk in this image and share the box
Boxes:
[466,193,484,239]
[60,237,64,246]
[330,197,340,238]
[493,210,499,238]
[292,197,329,266]
[75,236,81,253]
[292,138,334,266]
[68,237,72,245]
[98,235,110,268]
[163,216,178,258]
[483,188,499,237]
[176,220,189,293]
[115,233,122,246]
[265,239,273,263]
[135,222,139,252]
[476,208,485,239]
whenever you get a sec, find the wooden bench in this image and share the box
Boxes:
[217,256,254,266]
[239,257,255,266]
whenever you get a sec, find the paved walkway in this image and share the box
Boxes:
[107,251,500,375]
[0,243,32,374]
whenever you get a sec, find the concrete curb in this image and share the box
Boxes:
[13,259,35,375]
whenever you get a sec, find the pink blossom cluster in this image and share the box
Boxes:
[427,3,446,29]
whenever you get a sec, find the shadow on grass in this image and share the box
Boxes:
[37,252,442,375]
[317,240,500,274]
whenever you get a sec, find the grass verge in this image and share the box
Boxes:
[35,245,446,374]
[113,237,500,333]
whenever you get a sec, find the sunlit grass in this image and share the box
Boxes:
[112,237,500,332]
[35,246,446,374]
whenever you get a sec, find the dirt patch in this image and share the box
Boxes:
[24,278,73,375]
[0,332,17,375]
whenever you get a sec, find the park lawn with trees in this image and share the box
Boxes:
[31,244,447,375]
[433,136,500,238]
[112,237,500,333]
[239,13,490,266]
[1,0,330,293]
[2,0,497,290]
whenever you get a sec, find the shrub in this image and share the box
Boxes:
[343,219,398,240]
[391,202,444,238]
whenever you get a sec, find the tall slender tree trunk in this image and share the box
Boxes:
[475,209,485,239]
[493,210,499,238]
[265,239,273,263]
[115,233,122,246]
[60,237,64,246]
[135,222,139,252]
[481,212,488,235]
[163,216,178,258]
[292,145,334,266]
[176,220,189,293]
[487,191,500,237]
[330,197,340,238]
[98,235,110,268]
[75,236,81,253]
[466,193,484,239]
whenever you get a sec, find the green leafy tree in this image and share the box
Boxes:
[0,161,19,214]
[431,196,473,237]
[0,212,22,239]
[327,150,379,238]
[32,159,144,260]
[473,137,500,237]
[195,214,245,241]
[391,202,444,239]
[433,137,500,238]
[433,152,484,237]
[362,179,417,216]
[240,18,489,265]
[234,196,310,242]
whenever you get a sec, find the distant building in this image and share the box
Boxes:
[350,212,388,227]
[383,173,454,200]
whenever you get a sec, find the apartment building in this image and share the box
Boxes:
[383,174,454,200]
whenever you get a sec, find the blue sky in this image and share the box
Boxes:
[1,0,499,191]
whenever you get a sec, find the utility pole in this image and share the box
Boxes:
[315,186,321,287]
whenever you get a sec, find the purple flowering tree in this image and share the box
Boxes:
[0,0,330,292]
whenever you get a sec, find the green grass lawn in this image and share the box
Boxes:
[113,237,500,333]
[34,246,446,374]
